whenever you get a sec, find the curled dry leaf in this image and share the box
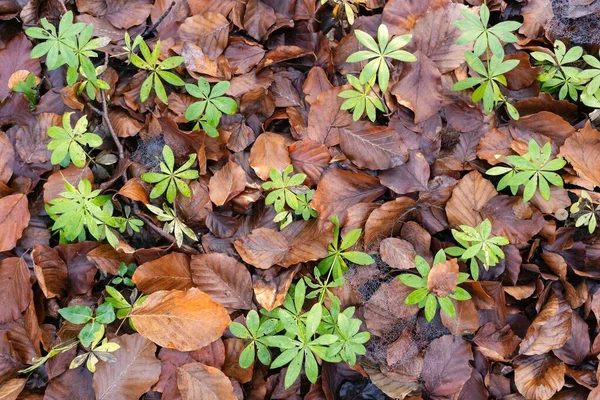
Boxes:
[132,252,193,294]
[520,293,572,356]
[364,197,416,249]
[559,122,600,187]
[474,323,521,362]
[117,177,149,204]
[514,354,565,400]
[177,362,236,400]
[253,265,299,311]
[131,288,231,351]
[234,227,290,270]
[92,334,161,400]
[190,253,253,311]
[33,244,68,299]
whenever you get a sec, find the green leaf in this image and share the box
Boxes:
[95,303,116,324]
[341,251,374,265]
[398,274,425,289]
[424,294,437,322]
[229,321,251,339]
[58,305,93,324]
[405,288,428,305]
[239,342,255,368]
[438,297,456,317]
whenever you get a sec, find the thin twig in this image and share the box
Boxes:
[142,1,176,38]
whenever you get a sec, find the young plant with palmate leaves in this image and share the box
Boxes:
[399,250,471,322]
[141,145,199,204]
[48,113,102,168]
[569,191,600,234]
[146,203,197,247]
[129,38,184,104]
[486,139,566,202]
[346,24,416,92]
[11,72,39,108]
[452,49,520,119]
[339,74,385,122]
[318,216,374,280]
[46,179,125,248]
[184,78,237,137]
[104,285,147,331]
[262,165,316,229]
[58,303,115,347]
[578,51,600,108]
[454,3,521,57]
[25,11,109,85]
[531,40,585,102]
[228,310,282,368]
[445,219,509,280]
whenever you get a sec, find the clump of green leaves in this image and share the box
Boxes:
[25,11,109,85]
[532,40,585,101]
[230,280,369,388]
[445,219,509,280]
[454,3,520,57]
[263,165,317,229]
[339,74,385,122]
[129,38,184,104]
[399,250,471,322]
[12,72,39,108]
[146,203,197,247]
[318,216,374,280]
[104,285,146,331]
[579,52,600,108]
[58,303,115,347]
[346,24,416,92]
[77,65,111,101]
[452,4,522,119]
[569,191,600,233]
[184,78,237,137]
[46,179,125,248]
[141,145,199,204]
[110,262,137,287]
[486,139,566,202]
[48,113,102,168]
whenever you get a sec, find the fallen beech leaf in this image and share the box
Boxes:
[422,335,473,398]
[427,258,459,297]
[446,171,497,228]
[280,219,331,267]
[242,0,276,41]
[178,12,230,60]
[519,0,553,38]
[553,312,590,365]
[0,258,30,324]
[190,253,253,311]
[234,228,290,269]
[559,122,600,187]
[0,34,41,102]
[380,238,415,270]
[364,197,416,249]
[131,288,231,351]
[256,46,314,72]
[382,0,447,35]
[92,334,161,400]
[208,160,246,206]
[86,245,134,275]
[306,86,353,147]
[0,378,26,400]
[440,299,480,336]
[379,151,430,194]
[253,265,299,311]
[474,323,521,362]
[222,338,253,383]
[0,132,13,184]
[177,362,236,400]
[363,363,420,400]
[339,121,408,170]
[504,52,543,91]
[76,0,153,29]
[56,242,99,295]
[176,180,212,224]
[45,365,94,399]
[514,354,565,400]
[0,193,30,252]
[392,51,443,124]
[132,253,193,294]
[312,169,385,222]
[108,107,142,138]
[519,293,572,355]
[364,279,418,337]
[302,67,332,105]
[117,178,149,204]
[33,244,68,299]
[249,133,291,181]
[288,140,331,186]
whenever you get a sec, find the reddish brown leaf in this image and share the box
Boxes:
[177,362,236,400]
[280,219,332,267]
[440,299,480,336]
[234,228,290,269]
[288,140,331,186]
[108,107,143,138]
[514,354,565,400]
[504,52,543,90]
[519,0,553,38]
[422,335,473,398]
[249,133,291,181]
[339,121,408,170]
[302,67,332,105]
[559,122,600,187]
[446,171,497,228]
[519,293,572,356]
[222,338,253,383]
[131,288,231,351]
[178,12,229,60]
[33,244,68,299]
[312,169,385,222]
[56,242,99,295]
[92,334,161,400]
[382,0,447,35]
[0,258,31,324]
[117,177,149,205]
[45,366,94,400]
[256,46,314,72]
[76,0,153,29]
[306,86,353,147]
[474,323,521,362]
[364,197,416,249]
[427,258,459,298]
[0,378,26,400]
[176,180,212,224]
[380,238,415,270]
[208,160,246,206]
[86,245,134,275]
[190,253,253,311]
[0,194,29,252]
[0,34,41,102]
[553,312,590,365]
[379,151,430,194]
[132,253,193,294]
[364,279,418,337]
[253,265,298,311]
[242,0,276,41]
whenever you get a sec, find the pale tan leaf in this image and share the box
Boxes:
[208,160,246,206]
[234,228,290,269]
[519,293,572,355]
[132,252,193,294]
[514,354,565,400]
[177,362,236,400]
[249,133,291,181]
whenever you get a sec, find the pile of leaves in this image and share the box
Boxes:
[2,0,600,399]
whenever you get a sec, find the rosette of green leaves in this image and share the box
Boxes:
[452,49,520,119]
[532,40,584,101]
[104,286,147,331]
[579,53,600,108]
[325,306,369,366]
[346,24,416,92]
[58,303,115,347]
[48,113,102,168]
[318,216,374,279]
[141,145,199,204]
[570,191,600,233]
[294,189,318,221]
[399,250,471,322]
[339,74,385,122]
[445,219,509,280]
[454,3,521,57]
[184,78,237,137]
[486,139,566,202]
[228,310,282,368]
[263,165,306,229]
[130,39,184,104]
[146,203,197,247]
